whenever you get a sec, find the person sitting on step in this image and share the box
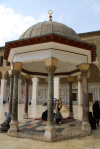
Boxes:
[55,108,63,124]
[0,112,11,132]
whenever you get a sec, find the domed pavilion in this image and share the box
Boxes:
[4,11,96,140]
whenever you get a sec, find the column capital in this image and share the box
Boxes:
[24,75,30,84]
[44,57,58,73]
[45,66,57,73]
[77,74,81,82]
[32,77,39,82]
[12,62,23,77]
[78,63,90,73]
[67,76,74,83]
[12,62,23,71]
[13,70,21,76]
[54,77,60,79]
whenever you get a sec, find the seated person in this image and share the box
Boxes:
[41,110,48,121]
[0,112,11,132]
[43,102,47,106]
[29,102,31,105]
[89,112,96,130]
[55,108,63,124]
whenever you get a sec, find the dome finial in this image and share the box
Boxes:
[48,10,53,21]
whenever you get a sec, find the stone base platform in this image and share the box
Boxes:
[7,118,91,142]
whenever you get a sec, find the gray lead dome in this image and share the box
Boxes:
[20,21,81,41]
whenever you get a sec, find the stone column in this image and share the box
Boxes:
[31,78,39,105]
[8,62,23,133]
[77,75,82,105]
[78,63,91,134]
[67,76,74,118]
[0,79,7,103]
[8,70,14,115]
[23,76,30,119]
[54,77,60,99]
[44,57,58,139]
[0,70,8,103]
[18,78,22,104]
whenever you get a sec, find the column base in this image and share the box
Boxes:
[69,112,74,118]
[82,121,91,134]
[23,113,28,119]
[8,120,19,133]
[44,124,57,139]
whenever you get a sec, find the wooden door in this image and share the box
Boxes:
[89,93,93,102]
[72,93,76,101]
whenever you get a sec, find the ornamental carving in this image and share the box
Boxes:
[78,63,90,73]
[12,70,20,76]
[45,66,57,73]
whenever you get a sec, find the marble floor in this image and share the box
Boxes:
[0,103,100,149]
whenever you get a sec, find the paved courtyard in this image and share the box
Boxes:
[0,103,100,149]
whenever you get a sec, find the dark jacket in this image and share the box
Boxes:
[93,102,100,119]
[41,110,48,121]
[0,117,11,131]
[89,112,96,129]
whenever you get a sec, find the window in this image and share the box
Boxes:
[0,56,3,66]
[38,89,43,98]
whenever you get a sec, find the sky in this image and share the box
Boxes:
[0,0,100,47]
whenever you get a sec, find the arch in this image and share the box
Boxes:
[88,63,100,83]
[90,62,99,70]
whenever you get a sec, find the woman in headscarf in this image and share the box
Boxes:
[0,112,11,132]
[93,101,100,125]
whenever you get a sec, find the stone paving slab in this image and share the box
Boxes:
[7,118,91,142]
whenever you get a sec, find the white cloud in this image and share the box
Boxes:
[0,5,47,46]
